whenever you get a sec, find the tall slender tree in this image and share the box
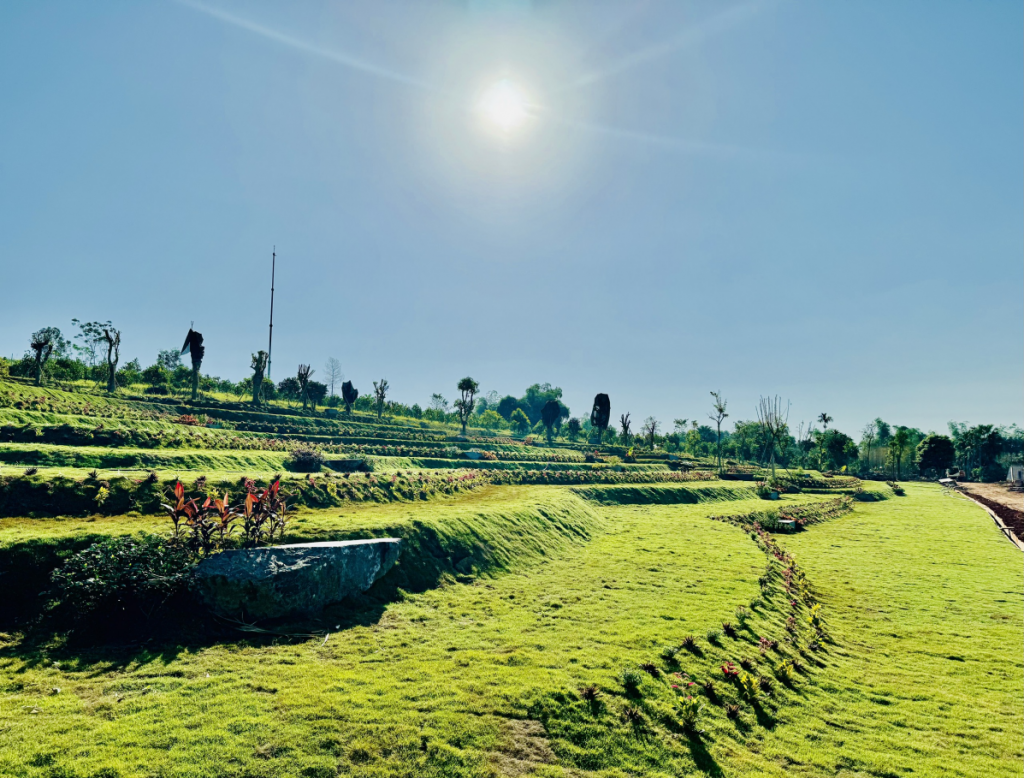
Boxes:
[250,351,268,406]
[296,364,314,410]
[454,377,479,435]
[756,395,790,477]
[619,413,632,447]
[73,320,121,393]
[590,394,611,445]
[373,379,389,421]
[708,391,729,474]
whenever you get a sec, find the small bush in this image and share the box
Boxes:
[48,535,196,623]
[24,467,38,476]
[618,666,644,695]
[722,622,737,638]
[680,635,698,651]
[705,628,722,645]
[725,704,741,719]
[639,662,660,678]
[579,685,600,702]
[288,443,326,472]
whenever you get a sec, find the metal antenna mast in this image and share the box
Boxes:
[267,246,276,381]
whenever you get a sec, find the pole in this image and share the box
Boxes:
[267,247,276,381]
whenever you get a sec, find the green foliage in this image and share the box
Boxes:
[47,534,195,622]
[509,407,531,436]
[288,443,326,472]
[916,434,956,476]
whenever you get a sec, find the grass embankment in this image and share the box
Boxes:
[1,483,1017,777]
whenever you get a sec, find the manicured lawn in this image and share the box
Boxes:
[0,484,1019,777]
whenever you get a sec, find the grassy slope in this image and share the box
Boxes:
[727,482,1023,778]
[0,484,1018,777]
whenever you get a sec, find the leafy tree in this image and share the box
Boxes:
[409,403,423,419]
[277,376,301,402]
[250,351,268,406]
[590,394,611,444]
[116,358,142,388]
[709,391,729,474]
[157,349,182,371]
[373,379,389,420]
[478,409,503,429]
[541,399,561,443]
[29,327,67,386]
[917,434,955,477]
[73,320,121,393]
[818,429,858,471]
[566,417,582,442]
[142,363,170,391]
[454,377,479,435]
[306,380,328,411]
[641,416,660,450]
[510,408,531,436]
[341,380,359,413]
[521,383,565,425]
[887,426,911,481]
[496,395,519,421]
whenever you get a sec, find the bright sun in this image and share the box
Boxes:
[478,79,530,133]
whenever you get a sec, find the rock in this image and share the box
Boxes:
[194,539,401,620]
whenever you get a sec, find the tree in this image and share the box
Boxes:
[454,377,479,435]
[306,380,328,411]
[29,327,67,386]
[277,376,301,403]
[917,434,955,477]
[430,394,450,414]
[541,399,561,443]
[756,396,790,477]
[888,426,911,481]
[324,357,343,397]
[709,391,729,474]
[116,358,142,388]
[341,380,359,413]
[496,395,519,421]
[73,320,121,393]
[818,429,858,471]
[566,417,582,442]
[860,423,877,472]
[250,351,268,406]
[590,394,611,445]
[179,328,205,401]
[157,349,182,371]
[373,379,389,421]
[296,364,314,410]
[510,408,531,436]
[641,417,660,449]
[479,409,503,430]
[619,413,632,447]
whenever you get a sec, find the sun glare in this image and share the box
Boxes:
[478,79,530,133]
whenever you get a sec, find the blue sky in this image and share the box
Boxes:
[1,0,1021,436]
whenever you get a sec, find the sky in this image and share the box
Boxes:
[1,0,1021,437]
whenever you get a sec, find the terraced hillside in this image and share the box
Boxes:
[0,379,1019,777]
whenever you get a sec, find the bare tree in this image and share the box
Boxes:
[29,327,66,386]
[73,319,121,393]
[619,413,632,447]
[756,395,790,477]
[641,416,660,450]
[297,364,314,410]
[708,391,729,474]
[373,379,389,420]
[250,351,268,406]
[324,357,343,397]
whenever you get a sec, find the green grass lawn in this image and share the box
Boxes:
[0,484,1019,778]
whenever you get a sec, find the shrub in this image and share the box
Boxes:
[735,606,749,625]
[579,684,600,702]
[288,443,326,472]
[705,628,722,645]
[672,693,704,733]
[661,644,679,660]
[725,704,741,719]
[48,535,196,622]
[639,662,660,678]
[680,635,698,651]
[618,666,644,695]
[722,622,737,638]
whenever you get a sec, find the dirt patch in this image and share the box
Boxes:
[960,483,1024,513]
[488,718,557,777]
[959,484,1024,545]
